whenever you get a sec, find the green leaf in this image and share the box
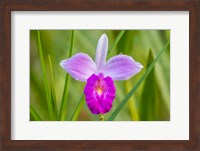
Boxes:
[139,49,169,121]
[139,49,156,120]
[69,94,84,121]
[107,30,125,57]
[108,41,170,121]
[124,81,139,121]
[30,104,43,121]
[37,30,55,120]
[59,30,74,120]
[30,68,47,112]
[48,55,58,120]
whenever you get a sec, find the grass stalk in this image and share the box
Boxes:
[59,30,74,120]
[69,94,84,121]
[107,30,125,57]
[30,104,43,121]
[37,30,54,120]
[48,55,58,120]
[124,81,139,121]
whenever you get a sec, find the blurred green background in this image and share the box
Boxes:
[30,30,170,121]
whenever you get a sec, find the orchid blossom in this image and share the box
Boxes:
[60,34,143,115]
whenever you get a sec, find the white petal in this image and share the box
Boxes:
[60,53,97,82]
[95,34,108,71]
[100,54,143,80]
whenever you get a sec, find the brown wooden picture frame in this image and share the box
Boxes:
[0,0,199,150]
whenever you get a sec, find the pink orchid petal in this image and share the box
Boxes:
[100,54,143,81]
[95,34,108,70]
[84,74,116,114]
[60,53,97,82]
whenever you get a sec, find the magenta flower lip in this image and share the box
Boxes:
[60,33,143,114]
[84,73,116,114]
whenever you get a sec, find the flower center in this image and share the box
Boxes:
[94,78,105,95]
[96,88,103,95]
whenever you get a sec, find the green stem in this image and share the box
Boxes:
[48,55,58,120]
[124,81,138,121]
[69,94,84,121]
[37,30,54,120]
[59,30,74,120]
[107,30,125,57]
[30,104,43,121]
[100,114,104,121]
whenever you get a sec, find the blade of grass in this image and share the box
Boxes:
[69,94,84,121]
[37,30,55,120]
[139,49,156,120]
[48,55,58,120]
[139,49,170,121]
[108,41,170,121]
[124,81,139,121]
[59,30,74,120]
[107,30,125,57]
[30,104,43,121]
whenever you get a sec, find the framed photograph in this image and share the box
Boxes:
[1,0,199,150]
